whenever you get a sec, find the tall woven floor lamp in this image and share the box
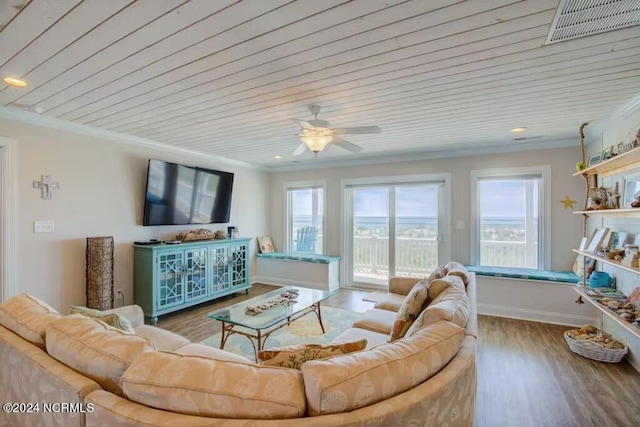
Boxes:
[86,236,114,310]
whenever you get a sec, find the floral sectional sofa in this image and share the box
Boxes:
[0,262,477,427]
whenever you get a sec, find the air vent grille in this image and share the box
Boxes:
[545,0,640,44]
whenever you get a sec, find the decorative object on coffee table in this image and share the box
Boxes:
[86,236,114,310]
[245,289,299,315]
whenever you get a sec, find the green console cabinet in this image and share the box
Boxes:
[133,238,251,324]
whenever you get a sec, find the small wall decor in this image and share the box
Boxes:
[561,195,577,210]
[86,236,114,310]
[32,175,59,200]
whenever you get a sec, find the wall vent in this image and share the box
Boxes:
[545,0,640,44]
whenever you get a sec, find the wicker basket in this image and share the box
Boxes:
[564,331,628,363]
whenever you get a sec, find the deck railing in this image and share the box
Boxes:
[352,236,532,277]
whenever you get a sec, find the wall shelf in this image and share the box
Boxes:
[572,249,640,275]
[573,286,640,340]
[573,208,640,216]
[573,146,640,177]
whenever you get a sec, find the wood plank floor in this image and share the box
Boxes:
[158,285,640,427]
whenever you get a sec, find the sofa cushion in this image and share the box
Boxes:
[427,265,448,283]
[428,274,465,301]
[45,314,156,396]
[69,305,135,333]
[0,294,62,349]
[134,325,190,352]
[175,343,253,363]
[406,285,470,337]
[258,339,367,369]
[331,327,390,350]
[353,308,397,334]
[301,320,466,416]
[445,261,470,285]
[373,292,405,312]
[390,280,430,341]
[121,351,306,419]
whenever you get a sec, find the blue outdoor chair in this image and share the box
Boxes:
[295,226,318,253]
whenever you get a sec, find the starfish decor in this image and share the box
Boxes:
[561,196,577,210]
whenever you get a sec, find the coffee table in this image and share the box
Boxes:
[207,286,335,360]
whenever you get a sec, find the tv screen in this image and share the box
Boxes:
[143,159,234,226]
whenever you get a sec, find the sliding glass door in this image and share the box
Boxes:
[346,179,445,288]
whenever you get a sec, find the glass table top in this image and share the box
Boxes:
[207,286,334,330]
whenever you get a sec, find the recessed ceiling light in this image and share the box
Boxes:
[274,155,283,159]
[3,77,27,87]
[511,127,528,133]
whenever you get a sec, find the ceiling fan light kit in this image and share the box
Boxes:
[290,105,381,156]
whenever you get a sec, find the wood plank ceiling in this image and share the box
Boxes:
[1,0,639,167]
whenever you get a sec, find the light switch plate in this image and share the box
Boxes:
[456,220,465,230]
[34,220,54,233]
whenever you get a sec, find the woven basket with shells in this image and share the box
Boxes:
[564,324,627,363]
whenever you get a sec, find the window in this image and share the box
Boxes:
[285,183,324,254]
[342,174,451,288]
[471,167,550,270]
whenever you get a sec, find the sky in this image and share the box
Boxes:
[292,181,536,218]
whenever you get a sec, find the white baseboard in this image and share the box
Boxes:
[478,303,596,327]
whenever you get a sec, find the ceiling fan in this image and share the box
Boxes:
[290,105,382,156]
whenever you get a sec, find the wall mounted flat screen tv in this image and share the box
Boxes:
[143,159,234,226]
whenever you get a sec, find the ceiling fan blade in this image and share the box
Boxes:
[292,142,308,156]
[332,126,381,135]
[290,118,314,130]
[332,137,363,153]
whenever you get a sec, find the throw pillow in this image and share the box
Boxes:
[390,279,430,341]
[68,305,135,333]
[426,265,447,283]
[257,339,367,369]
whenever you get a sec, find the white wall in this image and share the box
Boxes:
[0,118,269,312]
[270,146,585,269]
[270,146,597,325]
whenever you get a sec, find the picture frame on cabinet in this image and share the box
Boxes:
[602,147,613,160]
[622,176,640,207]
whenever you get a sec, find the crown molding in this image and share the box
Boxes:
[268,138,579,172]
[0,106,266,171]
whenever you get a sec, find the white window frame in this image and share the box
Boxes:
[283,180,327,253]
[341,174,451,289]
[470,166,551,270]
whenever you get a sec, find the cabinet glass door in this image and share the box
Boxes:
[211,246,230,294]
[184,248,208,302]
[230,242,248,288]
[157,251,185,308]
